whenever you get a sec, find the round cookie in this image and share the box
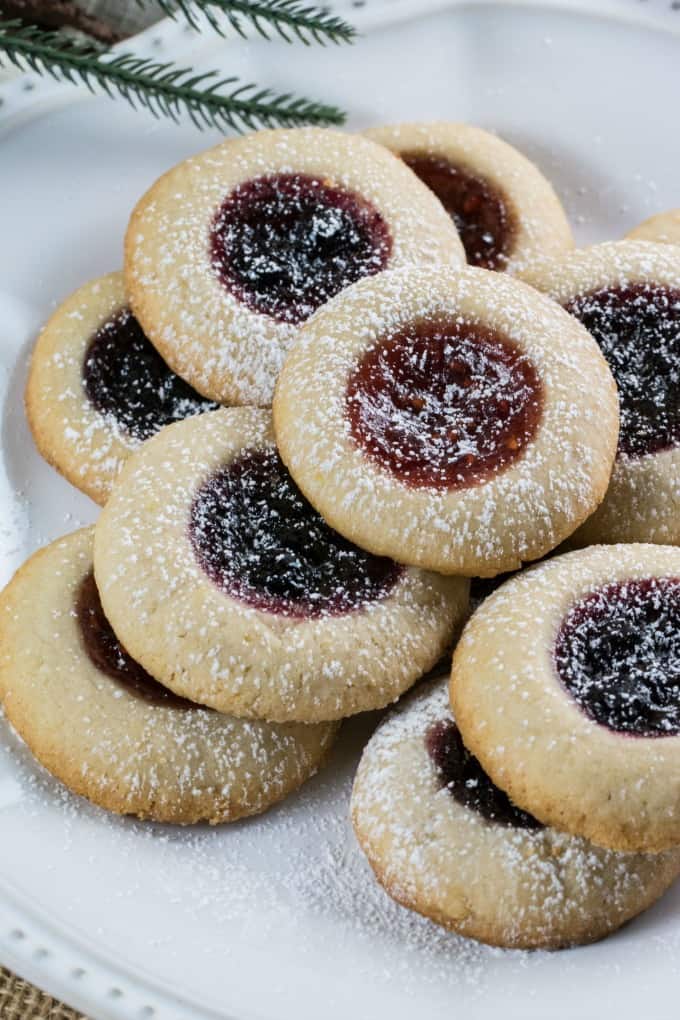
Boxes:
[124,127,466,407]
[626,209,680,246]
[26,272,218,505]
[93,407,469,722]
[365,121,573,273]
[0,528,337,824]
[273,267,618,577]
[524,241,680,545]
[451,544,680,853]
[352,677,680,949]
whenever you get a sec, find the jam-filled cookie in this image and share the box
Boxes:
[352,677,680,949]
[365,122,573,273]
[125,128,465,407]
[451,545,680,853]
[0,528,337,824]
[93,408,468,722]
[626,209,680,246]
[25,272,218,505]
[273,268,618,577]
[525,241,680,545]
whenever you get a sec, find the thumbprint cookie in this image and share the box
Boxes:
[0,528,337,824]
[93,408,469,722]
[365,121,573,273]
[451,545,680,853]
[525,241,680,545]
[626,209,680,246]
[273,268,618,577]
[25,272,218,505]
[352,677,680,949]
[124,128,465,407]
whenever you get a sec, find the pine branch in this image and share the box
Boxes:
[0,19,345,131]
[142,0,357,46]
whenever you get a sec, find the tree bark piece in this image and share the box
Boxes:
[0,0,124,43]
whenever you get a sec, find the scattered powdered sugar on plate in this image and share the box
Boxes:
[0,710,513,992]
[1,334,98,551]
[2,701,679,1014]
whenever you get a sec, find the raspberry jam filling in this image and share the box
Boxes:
[554,577,680,737]
[189,448,402,618]
[83,309,218,441]
[426,719,543,829]
[210,173,392,325]
[564,284,680,458]
[346,320,542,490]
[76,571,193,708]
[402,155,516,271]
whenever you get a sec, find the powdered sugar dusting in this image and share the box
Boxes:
[525,241,680,546]
[554,576,680,736]
[25,272,218,505]
[83,308,219,441]
[210,173,392,324]
[94,408,466,722]
[189,446,402,618]
[564,283,680,458]
[125,128,464,405]
[345,318,542,490]
[364,121,573,276]
[0,528,338,824]
[451,544,680,852]
[274,267,618,575]
[352,678,680,948]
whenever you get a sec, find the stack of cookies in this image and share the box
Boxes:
[5,121,680,951]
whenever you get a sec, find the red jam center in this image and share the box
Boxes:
[76,572,193,708]
[83,309,218,441]
[554,577,680,737]
[426,719,543,829]
[189,448,402,618]
[210,173,392,325]
[346,320,542,490]
[564,284,680,458]
[403,154,516,271]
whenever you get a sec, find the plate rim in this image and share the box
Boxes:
[2,1,680,1017]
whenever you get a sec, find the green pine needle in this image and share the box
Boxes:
[142,0,357,46]
[0,19,346,131]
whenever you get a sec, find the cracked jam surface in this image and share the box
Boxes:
[76,571,193,708]
[83,309,218,441]
[346,319,542,490]
[210,173,392,325]
[403,155,516,270]
[554,576,680,736]
[564,284,680,458]
[189,448,402,618]
[425,718,543,829]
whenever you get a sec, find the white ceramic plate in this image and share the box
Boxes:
[2,3,680,1018]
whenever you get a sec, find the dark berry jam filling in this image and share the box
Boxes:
[210,173,392,325]
[83,309,218,441]
[189,447,402,618]
[346,320,542,490]
[554,577,680,737]
[402,154,516,271]
[564,284,680,458]
[426,718,543,829]
[76,571,193,708]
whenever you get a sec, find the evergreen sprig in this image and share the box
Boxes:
[0,18,346,130]
[142,0,357,46]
